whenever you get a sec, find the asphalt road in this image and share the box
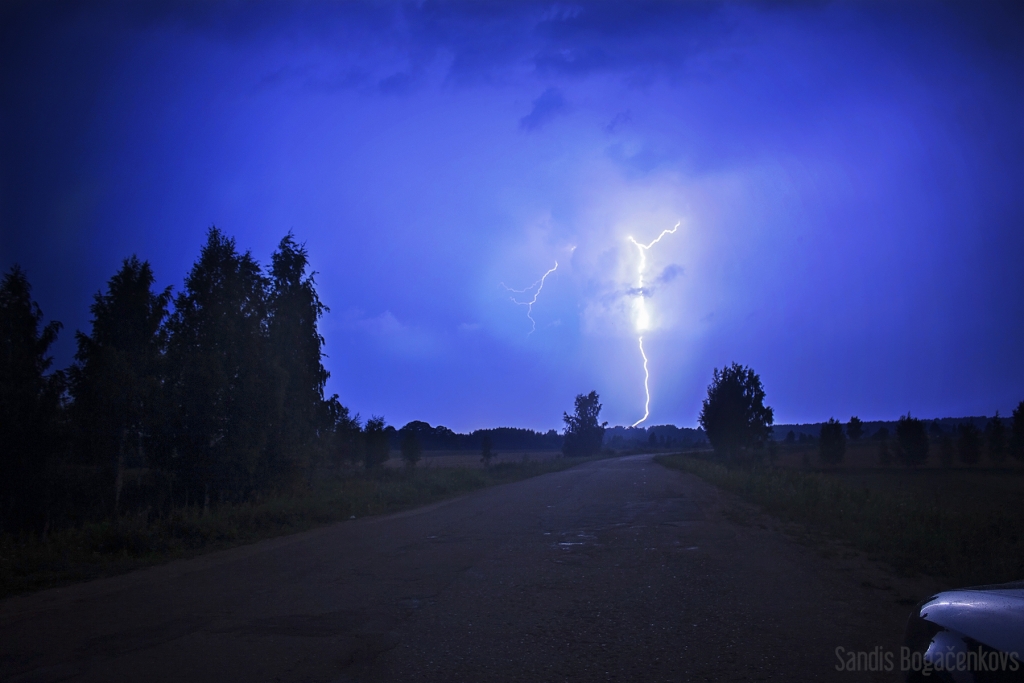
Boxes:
[1,455,923,682]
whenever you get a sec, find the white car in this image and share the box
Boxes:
[903,581,1024,682]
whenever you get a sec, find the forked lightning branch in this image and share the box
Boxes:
[501,222,679,427]
[502,261,558,335]
[628,222,680,427]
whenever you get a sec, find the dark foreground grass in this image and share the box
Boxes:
[0,456,600,598]
[656,454,1024,587]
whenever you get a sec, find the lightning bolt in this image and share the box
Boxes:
[628,221,680,427]
[633,336,650,428]
[502,261,558,335]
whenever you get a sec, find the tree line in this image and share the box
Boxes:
[696,362,1024,469]
[603,424,706,450]
[0,229,373,535]
[1,228,603,536]
[811,411,1024,468]
[391,422,562,452]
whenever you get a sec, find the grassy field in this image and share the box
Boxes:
[0,453,595,599]
[769,439,1023,471]
[656,453,1024,588]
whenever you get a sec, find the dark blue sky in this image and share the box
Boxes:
[2,1,1022,432]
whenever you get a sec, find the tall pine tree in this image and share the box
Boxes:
[69,256,170,512]
[0,266,63,532]
[266,233,330,480]
[165,228,273,506]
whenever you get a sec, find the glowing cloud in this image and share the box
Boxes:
[503,261,559,335]
[628,221,680,426]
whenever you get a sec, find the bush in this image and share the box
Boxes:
[985,413,1006,464]
[363,416,390,469]
[399,430,422,467]
[894,415,929,467]
[846,416,864,441]
[818,418,846,465]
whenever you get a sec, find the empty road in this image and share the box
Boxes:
[1,455,924,682]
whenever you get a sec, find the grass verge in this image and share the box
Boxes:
[0,456,601,599]
[655,454,1024,587]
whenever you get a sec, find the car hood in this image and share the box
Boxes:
[917,583,1024,654]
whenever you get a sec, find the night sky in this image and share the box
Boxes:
[2,1,1022,432]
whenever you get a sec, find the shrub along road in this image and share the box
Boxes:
[0,455,933,682]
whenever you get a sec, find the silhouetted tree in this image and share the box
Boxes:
[397,421,438,449]
[399,428,422,467]
[562,391,606,457]
[69,257,171,513]
[784,430,796,443]
[325,395,361,465]
[1011,401,1024,463]
[0,266,64,532]
[874,427,892,466]
[698,363,773,464]
[894,415,928,467]
[480,433,494,467]
[819,418,846,465]
[957,422,982,465]
[266,233,330,480]
[985,413,1006,464]
[165,228,274,507]
[363,416,390,470]
[846,416,864,441]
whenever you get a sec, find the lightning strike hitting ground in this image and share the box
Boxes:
[628,222,680,427]
[634,336,650,427]
[502,261,558,335]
